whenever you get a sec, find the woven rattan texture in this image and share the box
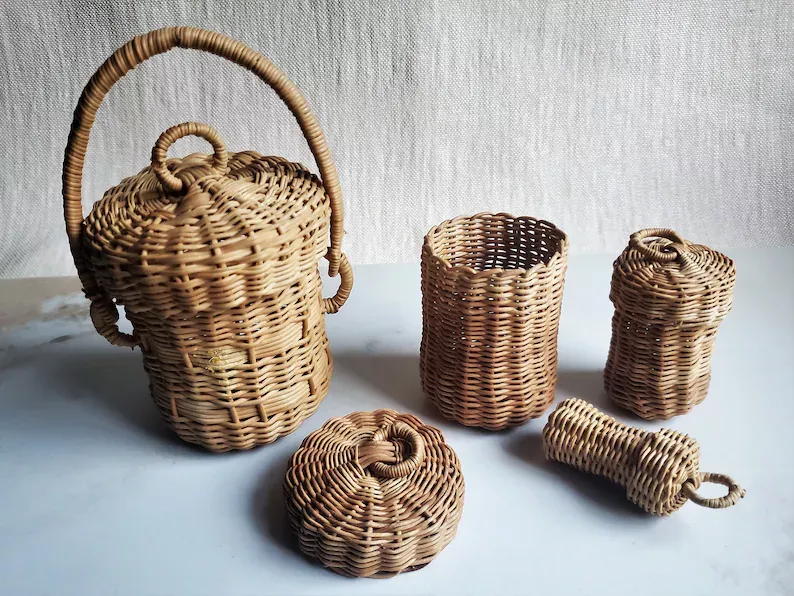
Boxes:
[420,213,568,430]
[604,228,735,420]
[62,28,353,452]
[284,409,465,578]
[543,398,745,515]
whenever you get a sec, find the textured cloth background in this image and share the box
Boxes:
[0,0,792,278]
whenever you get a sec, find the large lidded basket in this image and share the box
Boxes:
[420,213,568,430]
[62,28,353,452]
[604,228,735,420]
[284,409,465,578]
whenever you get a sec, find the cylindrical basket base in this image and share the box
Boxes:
[604,313,720,420]
[130,269,330,452]
[420,213,568,430]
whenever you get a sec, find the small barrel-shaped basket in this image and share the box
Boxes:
[420,213,568,430]
[604,228,735,420]
[284,409,465,578]
[543,399,745,516]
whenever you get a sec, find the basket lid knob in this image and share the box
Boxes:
[358,422,426,478]
[151,122,229,193]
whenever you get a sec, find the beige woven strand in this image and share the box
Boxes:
[284,409,465,578]
[61,28,354,452]
[604,228,736,419]
[542,398,745,516]
[420,213,568,430]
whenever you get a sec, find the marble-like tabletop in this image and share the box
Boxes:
[1,249,792,596]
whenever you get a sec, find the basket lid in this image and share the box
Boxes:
[283,409,465,578]
[82,122,329,306]
[610,228,736,324]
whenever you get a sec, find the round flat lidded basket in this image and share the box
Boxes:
[604,228,735,420]
[284,409,465,578]
[420,213,569,430]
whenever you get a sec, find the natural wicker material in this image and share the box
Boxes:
[284,409,465,578]
[543,398,745,515]
[62,28,353,452]
[420,213,568,430]
[604,228,735,420]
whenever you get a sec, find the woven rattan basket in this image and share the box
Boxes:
[604,228,735,420]
[62,27,353,452]
[420,213,568,430]
[543,398,745,515]
[284,409,465,578]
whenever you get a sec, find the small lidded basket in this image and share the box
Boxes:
[284,410,464,578]
[604,228,736,420]
[420,213,568,430]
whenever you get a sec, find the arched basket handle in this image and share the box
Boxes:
[62,27,347,346]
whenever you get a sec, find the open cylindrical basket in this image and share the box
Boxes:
[420,213,569,430]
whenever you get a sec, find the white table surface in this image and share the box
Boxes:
[1,248,792,596]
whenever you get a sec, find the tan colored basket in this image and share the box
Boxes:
[543,399,745,516]
[420,213,568,430]
[604,228,735,420]
[62,28,353,452]
[284,409,465,578]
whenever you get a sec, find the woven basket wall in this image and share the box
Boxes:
[420,213,568,430]
[604,228,735,420]
[284,409,465,578]
[62,28,352,452]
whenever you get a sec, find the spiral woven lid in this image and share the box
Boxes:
[283,409,465,578]
[82,122,329,300]
[610,228,736,324]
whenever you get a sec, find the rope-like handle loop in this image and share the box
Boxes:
[322,252,353,314]
[629,228,689,263]
[682,472,746,509]
[63,27,346,345]
[151,122,229,193]
[358,422,426,478]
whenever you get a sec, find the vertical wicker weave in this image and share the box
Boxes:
[543,399,745,515]
[420,213,568,430]
[284,409,465,578]
[62,28,353,452]
[604,228,735,420]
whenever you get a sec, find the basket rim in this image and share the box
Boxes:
[423,212,569,279]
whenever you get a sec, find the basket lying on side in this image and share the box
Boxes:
[604,228,735,420]
[62,27,352,452]
[420,213,568,430]
[284,409,465,578]
[543,398,745,515]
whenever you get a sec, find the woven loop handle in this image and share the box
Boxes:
[358,422,425,478]
[322,251,353,314]
[630,228,689,263]
[682,472,746,509]
[151,122,229,193]
[63,27,347,345]
[89,297,137,348]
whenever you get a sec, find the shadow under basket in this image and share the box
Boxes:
[420,213,569,430]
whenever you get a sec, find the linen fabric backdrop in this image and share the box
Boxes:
[0,0,792,279]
